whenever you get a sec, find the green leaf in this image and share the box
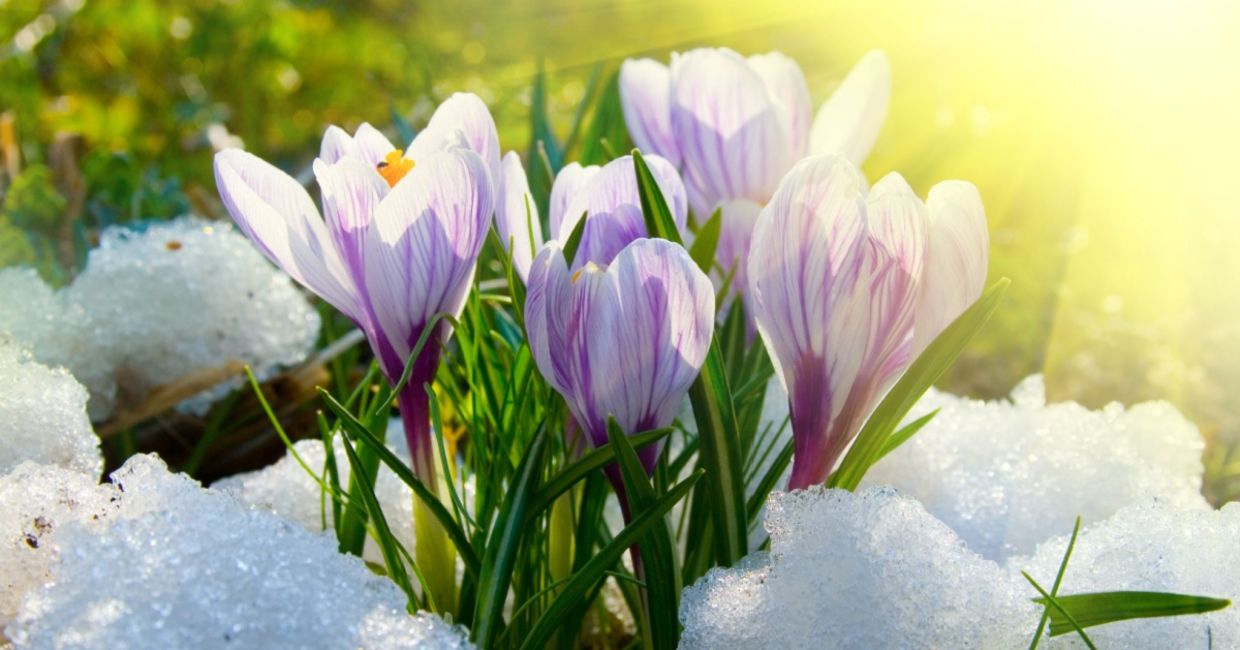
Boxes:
[607,418,681,650]
[561,210,589,267]
[472,428,548,646]
[1034,591,1231,637]
[519,469,704,650]
[531,427,672,515]
[687,342,748,567]
[1022,571,1096,649]
[632,149,682,243]
[578,69,632,166]
[319,389,481,580]
[1030,516,1082,649]
[337,431,419,607]
[876,408,939,462]
[688,207,723,274]
[526,61,560,219]
[828,277,1010,491]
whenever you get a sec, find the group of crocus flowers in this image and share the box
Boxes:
[213,45,989,529]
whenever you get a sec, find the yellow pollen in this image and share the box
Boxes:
[571,262,604,284]
[376,149,414,187]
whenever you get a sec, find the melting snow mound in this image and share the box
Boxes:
[0,341,101,478]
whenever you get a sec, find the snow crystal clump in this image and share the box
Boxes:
[0,341,101,478]
[1011,499,1239,648]
[679,487,1037,649]
[63,217,321,416]
[5,454,474,649]
[215,422,419,567]
[0,463,118,628]
[864,375,1206,560]
[0,269,112,417]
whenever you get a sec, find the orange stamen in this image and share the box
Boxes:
[376,149,414,187]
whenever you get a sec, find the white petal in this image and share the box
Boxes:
[319,125,358,164]
[865,172,928,280]
[495,151,544,281]
[809,50,891,165]
[549,162,599,239]
[912,180,989,355]
[407,93,502,193]
[352,123,397,167]
[213,149,360,320]
[747,52,813,161]
[313,156,389,277]
[619,58,681,167]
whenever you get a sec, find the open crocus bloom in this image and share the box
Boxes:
[747,154,987,490]
[621,48,891,323]
[496,153,689,280]
[525,238,714,474]
[214,98,495,481]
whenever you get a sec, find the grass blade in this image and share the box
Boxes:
[1022,571,1097,649]
[876,408,939,462]
[319,388,481,579]
[607,418,681,649]
[472,428,548,646]
[531,427,671,514]
[687,207,723,274]
[519,469,704,650]
[1035,591,1231,637]
[632,149,682,243]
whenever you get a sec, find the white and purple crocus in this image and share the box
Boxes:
[495,153,688,281]
[524,238,715,478]
[747,154,989,489]
[620,48,891,325]
[214,93,497,482]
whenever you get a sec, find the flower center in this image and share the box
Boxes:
[571,261,605,284]
[376,149,414,187]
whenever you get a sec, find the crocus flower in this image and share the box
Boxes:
[621,48,890,325]
[214,94,495,481]
[525,238,714,474]
[495,153,688,279]
[747,154,987,489]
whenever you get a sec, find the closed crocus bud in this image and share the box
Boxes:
[748,155,926,490]
[525,238,715,473]
[550,154,689,269]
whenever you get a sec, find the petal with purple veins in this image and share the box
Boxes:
[810,49,891,166]
[619,58,681,168]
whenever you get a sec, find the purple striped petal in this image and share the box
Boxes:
[747,52,813,161]
[361,147,493,377]
[313,156,389,281]
[526,239,714,471]
[557,155,688,267]
[748,154,920,489]
[619,58,681,167]
[213,148,361,320]
[809,50,891,165]
[549,162,599,239]
[495,151,544,282]
[407,93,501,192]
[670,48,792,215]
[912,180,989,356]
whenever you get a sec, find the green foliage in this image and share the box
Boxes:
[2,164,65,232]
[1035,591,1231,637]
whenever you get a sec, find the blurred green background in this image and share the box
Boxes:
[4,0,1239,495]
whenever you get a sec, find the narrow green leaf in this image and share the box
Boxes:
[607,418,681,650]
[1023,571,1097,649]
[472,429,548,646]
[319,389,481,579]
[876,409,940,462]
[687,341,748,567]
[829,277,1010,491]
[745,436,793,527]
[578,69,631,166]
[1030,516,1082,649]
[632,149,682,243]
[561,211,589,267]
[519,469,704,650]
[531,427,672,515]
[688,207,723,274]
[1034,591,1231,637]
[337,431,419,606]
